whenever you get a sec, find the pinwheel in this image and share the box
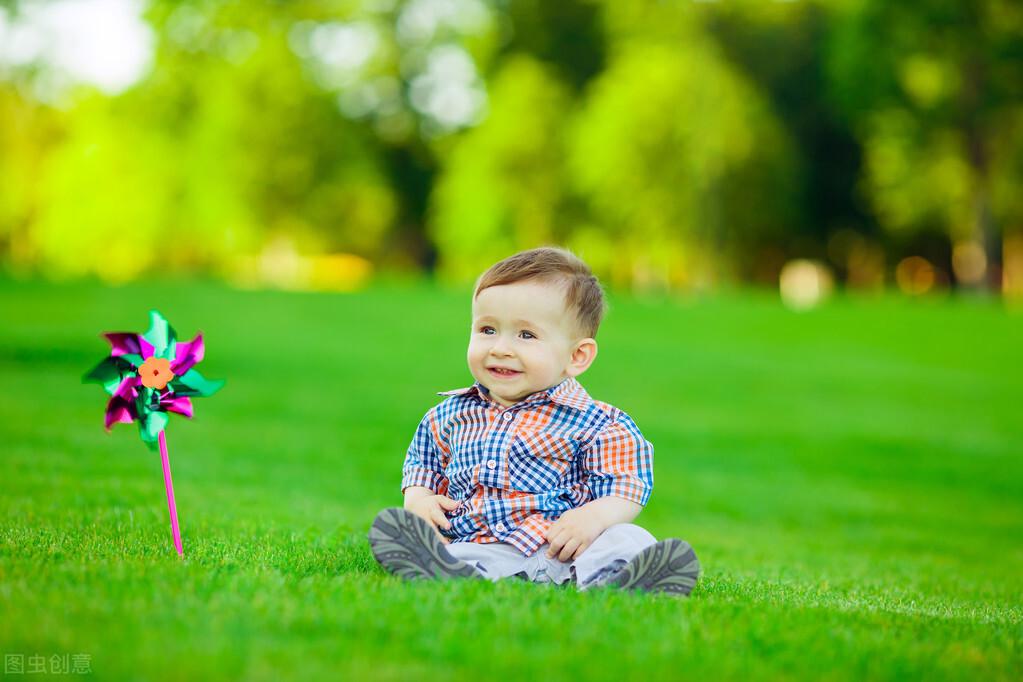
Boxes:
[84,310,223,556]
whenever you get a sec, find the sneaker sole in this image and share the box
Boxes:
[608,538,700,596]
[368,508,480,581]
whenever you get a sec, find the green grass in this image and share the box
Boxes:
[1,277,1021,681]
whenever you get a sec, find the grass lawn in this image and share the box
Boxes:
[1,277,1021,681]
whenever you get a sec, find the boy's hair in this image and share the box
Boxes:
[473,246,607,338]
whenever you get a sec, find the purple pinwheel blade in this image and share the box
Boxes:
[113,375,142,401]
[171,333,204,376]
[104,396,138,431]
[103,333,143,357]
[161,395,194,419]
[138,336,155,359]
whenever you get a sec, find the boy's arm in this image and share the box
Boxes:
[400,411,457,541]
[400,407,451,497]
[544,411,654,560]
[579,410,654,507]
[403,485,435,508]
[573,494,643,527]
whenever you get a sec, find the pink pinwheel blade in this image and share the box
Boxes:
[104,397,137,430]
[161,395,194,419]
[103,333,143,357]
[113,375,142,401]
[170,333,204,376]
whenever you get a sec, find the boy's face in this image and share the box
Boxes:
[468,279,597,408]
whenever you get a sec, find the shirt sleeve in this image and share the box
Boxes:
[400,406,451,496]
[582,410,654,506]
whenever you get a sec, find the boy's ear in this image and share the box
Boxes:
[565,338,598,378]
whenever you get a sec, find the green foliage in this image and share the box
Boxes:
[567,37,798,287]
[827,0,1023,253]
[430,8,799,289]
[134,1,401,262]
[429,55,574,282]
[0,88,60,269]
[1,0,1021,288]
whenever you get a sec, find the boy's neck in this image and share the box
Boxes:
[482,376,574,408]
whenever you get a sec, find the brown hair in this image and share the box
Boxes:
[473,246,607,338]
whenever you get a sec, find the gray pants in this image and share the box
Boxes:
[445,523,658,590]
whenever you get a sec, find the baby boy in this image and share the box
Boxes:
[368,247,700,596]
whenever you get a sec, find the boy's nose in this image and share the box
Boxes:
[489,340,513,356]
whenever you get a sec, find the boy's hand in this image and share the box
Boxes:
[544,507,606,562]
[404,493,459,544]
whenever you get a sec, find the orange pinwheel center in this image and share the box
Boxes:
[139,356,175,389]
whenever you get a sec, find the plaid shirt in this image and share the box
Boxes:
[400,377,654,557]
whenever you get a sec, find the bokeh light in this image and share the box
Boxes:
[952,241,987,285]
[1004,235,1023,298]
[779,259,834,310]
[0,0,152,99]
[895,256,936,295]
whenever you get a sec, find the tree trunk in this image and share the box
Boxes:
[962,53,997,292]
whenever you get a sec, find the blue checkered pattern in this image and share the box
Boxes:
[400,377,654,557]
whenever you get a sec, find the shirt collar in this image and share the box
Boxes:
[438,377,593,411]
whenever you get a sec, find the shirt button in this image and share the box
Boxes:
[486,459,497,469]
[495,523,506,533]
[502,412,513,421]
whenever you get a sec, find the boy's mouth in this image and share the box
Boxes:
[487,367,521,378]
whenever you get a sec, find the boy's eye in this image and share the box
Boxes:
[479,326,495,335]
[520,331,536,340]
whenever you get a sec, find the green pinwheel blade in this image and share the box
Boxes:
[143,310,177,360]
[139,410,168,448]
[84,357,125,395]
[139,385,160,412]
[84,355,144,395]
[118,353,144,367]
[172,368,225,397]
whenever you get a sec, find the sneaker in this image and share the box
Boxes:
[368,508,481,581]
[607,538,700,596]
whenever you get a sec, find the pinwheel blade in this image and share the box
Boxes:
[142,310,177,361]
[172,368,225,398]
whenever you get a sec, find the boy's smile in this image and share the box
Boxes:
[468,279,597,408]
[487,367,522,379]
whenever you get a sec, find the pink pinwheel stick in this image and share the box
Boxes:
[158,430,184,556]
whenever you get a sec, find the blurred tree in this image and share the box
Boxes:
[567,2,798,290]
[497,0,606,93]
[0,1,58,273]
[827,0,1023,289]
[701,0,874,280]
[143,1,405,267]
[425,0,609,281]
[5,0,406,280]
[28,93,179,281]
[3,0,1022,292]
[431,1,798,290]
[281,0,505,272]
[428,55,574,282]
